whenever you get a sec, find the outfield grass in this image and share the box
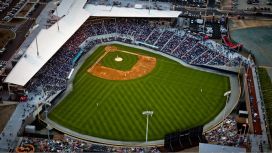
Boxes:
[101,51,138,71]
[49,44,230,141]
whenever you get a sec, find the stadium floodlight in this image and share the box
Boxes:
[40,101,51,144]
[142,111,153,116]
[224,90,231,97]
[223,90,231,120]
[142,111,153,150]
[221,90,231,133]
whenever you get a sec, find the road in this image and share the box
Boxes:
[177,6,272,18]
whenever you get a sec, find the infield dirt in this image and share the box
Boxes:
[87,46,157,80]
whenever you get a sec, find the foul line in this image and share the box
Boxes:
[88,50,110,72]
[117,50,143,56]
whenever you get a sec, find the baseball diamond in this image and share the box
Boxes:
[88,46,157,80]
[48,44,230,141]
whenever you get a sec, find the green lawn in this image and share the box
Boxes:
[258,68,272,137]
[49,44,230,141]
[101,51,138,71]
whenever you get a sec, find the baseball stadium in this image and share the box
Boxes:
[0,0,271,152]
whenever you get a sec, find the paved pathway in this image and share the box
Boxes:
[266,67,272,83]
[251,66,270,152]
[0,89,44,151]
[0,1,58,151]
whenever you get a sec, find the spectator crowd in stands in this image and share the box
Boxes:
[26,17,248,108]
[19,136,160,153]
[204,116,245,147]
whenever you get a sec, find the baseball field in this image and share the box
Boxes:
[48,44,230,141]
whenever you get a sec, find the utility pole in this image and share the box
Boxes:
[55,7,60,31]
[149,0,151,14]
[35,37,39,57]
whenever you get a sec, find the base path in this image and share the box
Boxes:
[88,46,157,80]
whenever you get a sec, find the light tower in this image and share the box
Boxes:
[38,101,51,143]
[142,110,153,151]
[221,90,231,132]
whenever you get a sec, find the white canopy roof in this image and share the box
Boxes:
[5,1,181,86]
[85,4,181,18]
[4,0,90,86]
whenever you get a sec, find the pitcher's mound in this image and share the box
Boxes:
[115,56,123,62]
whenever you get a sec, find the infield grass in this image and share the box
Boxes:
[101,51,138,71]
[49,44,230,141]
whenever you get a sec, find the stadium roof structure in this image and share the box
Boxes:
[84,4,181,18]
[5,1,181,86]
[4,0,90,86]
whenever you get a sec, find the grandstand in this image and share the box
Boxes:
[0,0,270,152]
[3,15,248,112]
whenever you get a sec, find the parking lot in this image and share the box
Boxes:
[0,0,28,22]
[0,0,46,61]
[233,0,272,11]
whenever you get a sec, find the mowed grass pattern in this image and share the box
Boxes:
[49,44,230,141]
[101,51,138,71]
